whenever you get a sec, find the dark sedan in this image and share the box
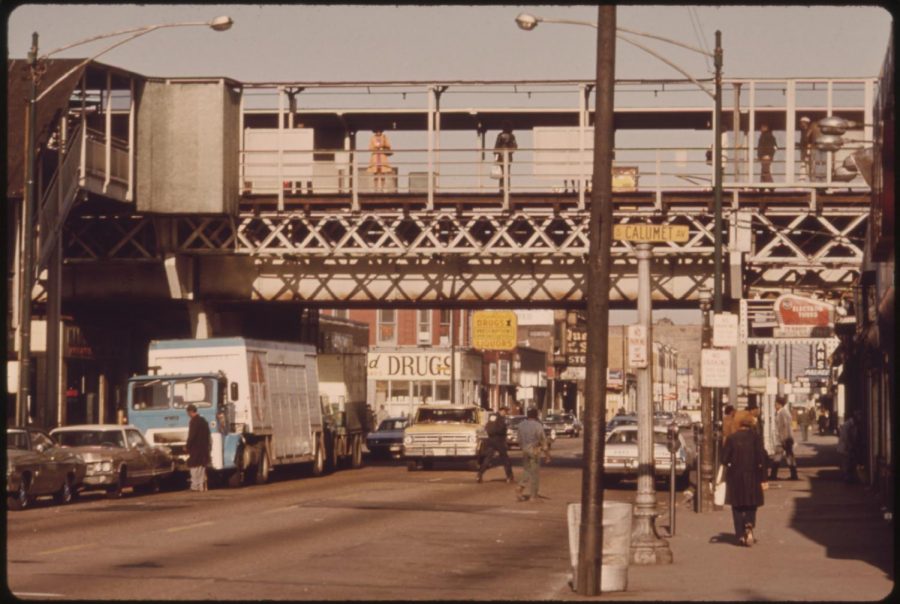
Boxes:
[7,427,86,510]
[506,415,556,449]
[544,412,582,437]
[365,417,408,459]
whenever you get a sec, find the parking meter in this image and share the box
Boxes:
[666,423,681,454]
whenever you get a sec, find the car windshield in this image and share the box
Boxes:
[7,430,28,450]
[378,419,407,431]
[416,408,478,424]
[55,430,126,448]
[545,415,564,423]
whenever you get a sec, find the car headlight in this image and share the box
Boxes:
[403,435,413,445]
[101,461,113,472]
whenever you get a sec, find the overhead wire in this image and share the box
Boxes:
[688,7,713,74]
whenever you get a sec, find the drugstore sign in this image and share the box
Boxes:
[367,352,451,379]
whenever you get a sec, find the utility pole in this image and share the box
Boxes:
[575,5,615,595]
[16,32,39,427]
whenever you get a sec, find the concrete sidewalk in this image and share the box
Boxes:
[554,433,895,601]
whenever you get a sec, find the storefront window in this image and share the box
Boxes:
[390,380,410,402]
[435,382,450,402]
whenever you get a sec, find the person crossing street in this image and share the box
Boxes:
[515,407,551,502]
[476,406,514,484]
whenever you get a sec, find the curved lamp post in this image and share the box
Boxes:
[16,16,233,427]
[516,9,724,590]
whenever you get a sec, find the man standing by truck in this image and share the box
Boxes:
[186,404,211,492]
[477,407,514,484]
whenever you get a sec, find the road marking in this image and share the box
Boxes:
[263,505,298,514]
[166,521,214,533]
[14,592,65,598]
[36,543,97,556]
[505,509,539,515]
[427,478,443,482]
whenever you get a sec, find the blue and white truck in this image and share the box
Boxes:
[126,337,369,486]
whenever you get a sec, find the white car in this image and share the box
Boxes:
[603,425,689,487]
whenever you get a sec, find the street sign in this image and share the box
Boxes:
[472,311,517,350]
[627,324,648,368]
[713,312,739,347]
[700,348,731,388]
[748,368,768,393]
[805,368,831,378]
[613,223,690,243]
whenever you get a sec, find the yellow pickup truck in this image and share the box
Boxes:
[402,404,487,471]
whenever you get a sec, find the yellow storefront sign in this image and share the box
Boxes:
[472,311,518,351]
[613,223,690,243]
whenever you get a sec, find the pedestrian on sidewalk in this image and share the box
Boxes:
[770,396,798,480]
[837,411,862,483]
[721,404,736,445]
[477,407,514,484]
[515,407,550,502]
[818,408,830,435]
[186,404,211,492]
[798,405,811,442]
[723,414,768,546]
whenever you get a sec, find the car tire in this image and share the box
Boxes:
[53,476,75,505]
[10,480,32,510]
[107,470,125,499]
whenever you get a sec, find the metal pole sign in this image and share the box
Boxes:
[701,348,731,388]
[712,312,739,348]
[627,324,648,368]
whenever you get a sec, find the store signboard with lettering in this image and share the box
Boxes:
[367,352,451,379]
[472,311,517,350]
[774,294,835,337]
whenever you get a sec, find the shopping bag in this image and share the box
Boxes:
[713,465,726,506]
[490,165,503,180]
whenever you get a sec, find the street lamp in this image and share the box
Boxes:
[516,9,725,589]
[15,16,233,427]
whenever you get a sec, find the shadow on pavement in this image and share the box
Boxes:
[789,441,894,581]
[708,531,743,547]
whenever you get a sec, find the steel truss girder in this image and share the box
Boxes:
[55,205,867,303]
[199,255,715,304]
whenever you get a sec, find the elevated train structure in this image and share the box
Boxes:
[7,60,878,431]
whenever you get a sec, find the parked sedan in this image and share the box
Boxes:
[544,412,582,437]
[603,425,689,488]
[606,413,637,432]
[51,424,175,498]
[365,417,408,459]
[7,427,86,510]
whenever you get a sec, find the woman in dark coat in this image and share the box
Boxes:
[722,415,768,546]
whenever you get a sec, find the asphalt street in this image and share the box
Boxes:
[7,437,617,600]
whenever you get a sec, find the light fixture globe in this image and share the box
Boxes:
[515,13,539,31]
[209,16,234,31]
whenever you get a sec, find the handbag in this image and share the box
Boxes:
[713,464,726,506]
[490,165,503,180]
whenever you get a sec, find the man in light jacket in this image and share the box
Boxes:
[515,407,550,502]
[770,396,798,480]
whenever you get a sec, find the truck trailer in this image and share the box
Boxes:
[126,337,368,486]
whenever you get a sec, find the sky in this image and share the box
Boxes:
[5,4,892,329]
[5,4,893,82]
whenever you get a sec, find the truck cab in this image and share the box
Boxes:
[126,372,240,474]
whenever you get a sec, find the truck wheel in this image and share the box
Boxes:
[407,460,418,472]
[255,445,270,485]
[312,435,326,477]
[351,435,364,469]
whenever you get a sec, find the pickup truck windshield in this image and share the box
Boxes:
[131,377,215,410]
[415,408,478,424]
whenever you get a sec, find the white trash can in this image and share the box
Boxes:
[567,501,634,592]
